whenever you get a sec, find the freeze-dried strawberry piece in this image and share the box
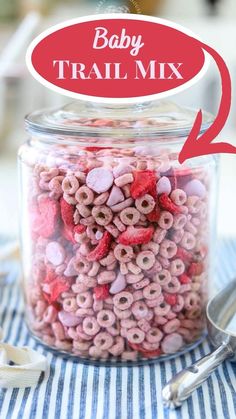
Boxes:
[42,277,70,303]
[140,348,162,358]
[128,342,162,358]
[93,284,110,300]
[149,185,158,201]
[60,198,75,228]
[130,170,156,199]
[159,193,181,214]
[31,197,59,238]
[87,231,111,261]
[44,268,57,283]
[188,262,204,276]
[164,293,177,306]
[179,274,191,284]
[118,226,154,246]
[147,204,161,222]
[74,224,86,234]
[176,247,192,263]
[84,147,111,152]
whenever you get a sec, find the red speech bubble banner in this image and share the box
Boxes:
[26,14,236,162]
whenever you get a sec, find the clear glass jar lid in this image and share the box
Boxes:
[25,100,213,138]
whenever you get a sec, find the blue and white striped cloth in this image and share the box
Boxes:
[1,239,236,419]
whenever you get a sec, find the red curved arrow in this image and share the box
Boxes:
[179,40,236,164]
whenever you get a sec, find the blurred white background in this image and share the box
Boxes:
[0,0,235,238]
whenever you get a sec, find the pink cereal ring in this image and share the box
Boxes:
[107,325,120,337]
[74,255,91,274]
[120,207,140,226]
[180,232,196,250]
[62,175,79,195]
[126,327,145,344]
[154,300,171,316]
[143,283,161,300]
[146,327,163,343]
[137,319,151,332]
[173,214,187,230]
[82,316,100,336]
[170,259,185,276]
[94,332,114,350]
[109,336,125,357]
[114,244,134,262]
[135,194,155,215]
[113,307,131,320]
[76,324,94,341]
[76,292,93,308]
[184,292,201,310]
[154,269,171,286]
[136,251,155,270]
[113,291,133,310]
[63,297,78,313]
[170,189,187,206]
[162,277,181,294]
[131,301,149,320]
[163,319,181,334]
[159,239,177,259]
[158,211,173,230]
[75,185,94,205]
[49,175,64,194]
[97,310,116,328]
[86,168,114,193]
[92,205,113,226]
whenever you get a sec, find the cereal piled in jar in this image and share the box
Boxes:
[19,101,216,363]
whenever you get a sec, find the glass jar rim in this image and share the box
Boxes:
[25,100,214,139]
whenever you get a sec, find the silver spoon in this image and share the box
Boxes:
[162,279,236,408]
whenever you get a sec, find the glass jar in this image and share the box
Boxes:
[18,100,218,364]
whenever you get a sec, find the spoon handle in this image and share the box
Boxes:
[162,343,233,408]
